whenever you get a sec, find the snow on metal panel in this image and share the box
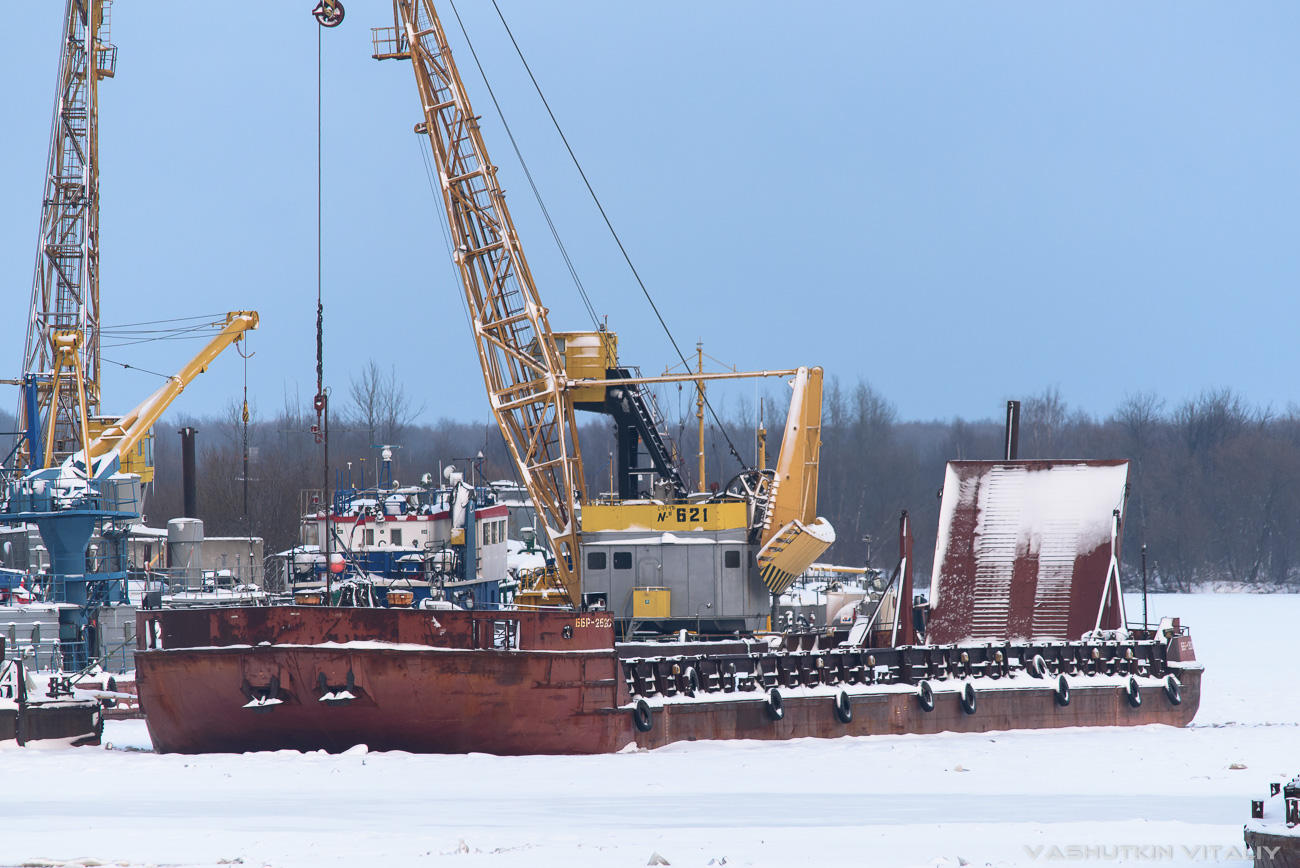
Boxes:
[926,460,1129,644]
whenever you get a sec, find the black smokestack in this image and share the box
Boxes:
[180,427,198,518]
[1004,401,1020,461]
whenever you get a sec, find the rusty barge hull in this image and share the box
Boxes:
[134,607,1201,756]
[638,671,1200,749]
[137,645,623,754]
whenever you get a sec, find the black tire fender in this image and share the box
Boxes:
[1055,674,1071,707]
[766,688,784,722]
[1164,674,1182,707]
[960,682,977,715]
[834,690,853,724]
[917,679,935,712]
[1031,654,1048,679]
[1125,675,1143,709]
[632,699,653,733]
[683,666,701,697]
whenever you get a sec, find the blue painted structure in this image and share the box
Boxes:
[2,459,137,669]
[300,467,506,610]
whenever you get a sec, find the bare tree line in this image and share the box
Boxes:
[5,373,1297,591]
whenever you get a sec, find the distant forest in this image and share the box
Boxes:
[5,369,1299,591]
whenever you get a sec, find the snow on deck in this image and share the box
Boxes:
[0,592,1292,867]
[633,666,1197,711]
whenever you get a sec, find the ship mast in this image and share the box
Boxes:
[20,0,117,469]
[378,1,586,604]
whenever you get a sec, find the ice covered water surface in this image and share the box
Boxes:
[0,592,1289,868]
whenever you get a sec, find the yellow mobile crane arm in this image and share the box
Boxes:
[381,1,585,604]
[755,366,835,595]
[76,311,259,480]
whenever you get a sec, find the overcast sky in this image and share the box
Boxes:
[2,2,1297,430]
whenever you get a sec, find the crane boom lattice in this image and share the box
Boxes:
[386,0,585,603]
[21,0,117,468]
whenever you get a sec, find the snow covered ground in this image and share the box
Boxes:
[0,592,1294,868]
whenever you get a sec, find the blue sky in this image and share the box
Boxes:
[2,2,1298,428]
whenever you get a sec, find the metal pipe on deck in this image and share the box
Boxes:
[180,427,198,518]
[1004,400,1021,461]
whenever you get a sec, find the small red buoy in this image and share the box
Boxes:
[329,553,345,574]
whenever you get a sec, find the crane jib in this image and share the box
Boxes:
[388,0,584,606]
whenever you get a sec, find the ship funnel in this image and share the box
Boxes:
[1004,401,1020,461]
[180,427,199,518]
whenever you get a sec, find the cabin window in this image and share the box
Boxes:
[392,529,402,546]
[613,551,632,570]
[365,528,375,546]
[587,551,607,570]
[724,550,741,569]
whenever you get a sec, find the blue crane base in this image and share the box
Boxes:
[9,508,133,671]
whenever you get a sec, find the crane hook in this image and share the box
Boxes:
[312,0,345,27]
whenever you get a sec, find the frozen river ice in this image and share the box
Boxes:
[0,592,1294,867]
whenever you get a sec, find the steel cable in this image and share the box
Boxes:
[484,0,750,472]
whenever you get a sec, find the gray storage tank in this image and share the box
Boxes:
[167,517,204,590]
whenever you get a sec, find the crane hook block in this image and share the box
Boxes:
[312,1,345,27]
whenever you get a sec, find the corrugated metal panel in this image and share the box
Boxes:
[1,605,69,670]
[927,460,1129,644]
[97,604,136,673]
[1,603,135,673]
[969,466,1021,637]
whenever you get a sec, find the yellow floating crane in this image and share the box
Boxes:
[375,1,831,627]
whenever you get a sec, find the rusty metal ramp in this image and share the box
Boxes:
[926,460,1129,644]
